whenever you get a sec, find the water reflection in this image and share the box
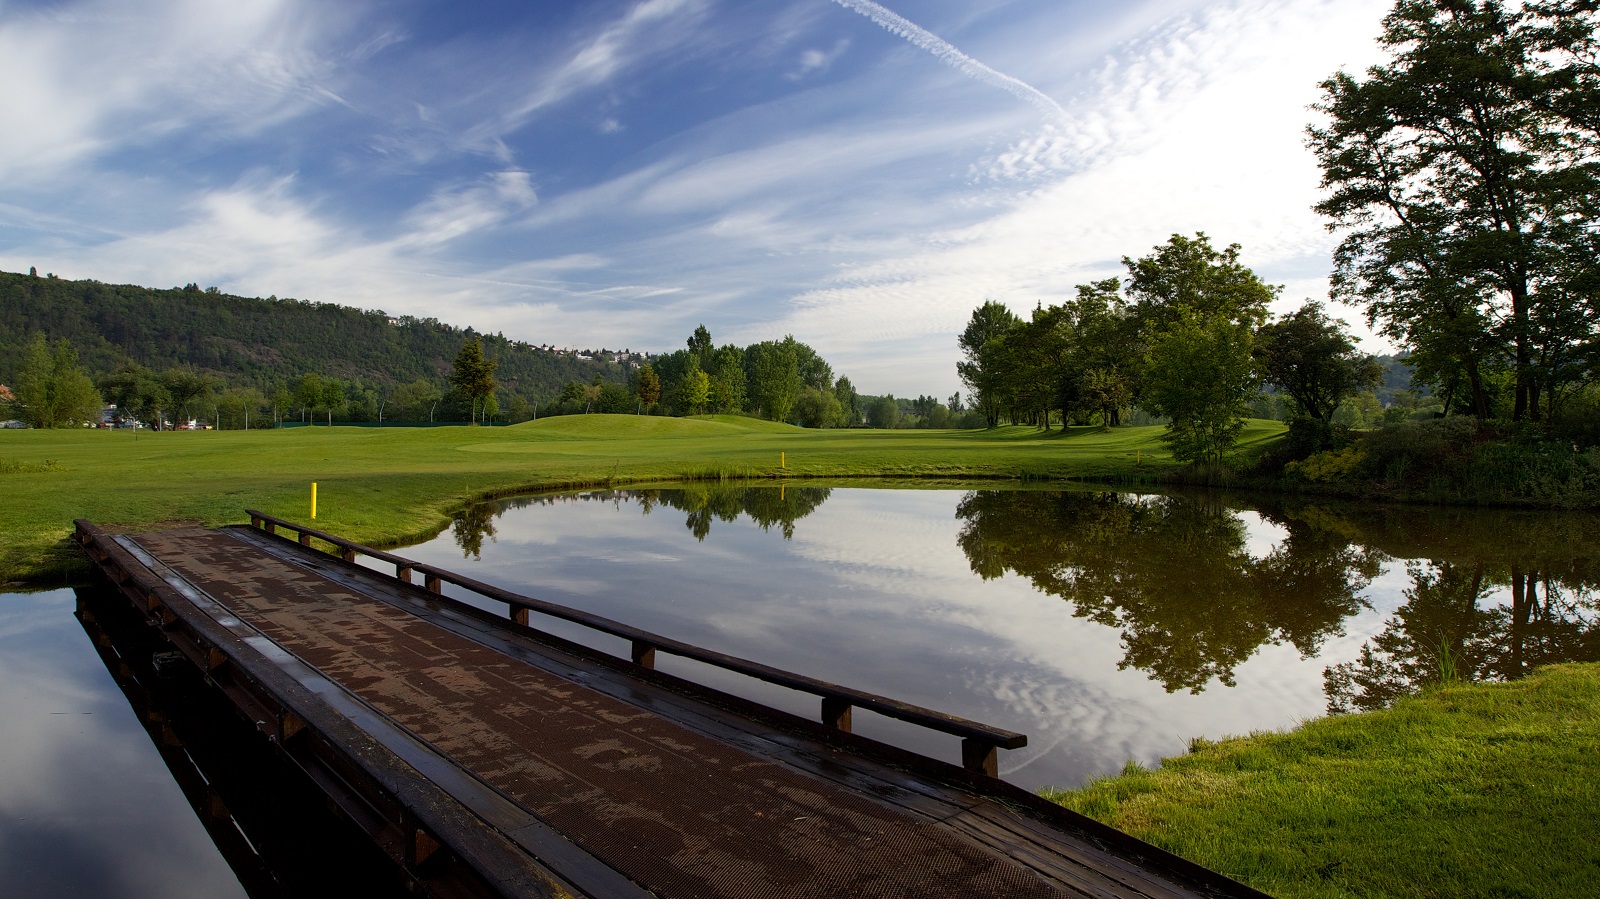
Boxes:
[431,485,1600,788]
[72,586,408,898]
[953,490,1385,694]
[451,486,834,557]
[1324,560,1600,713]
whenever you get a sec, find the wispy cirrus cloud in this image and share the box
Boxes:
[830,0,1069,123]
[0,0,354,180]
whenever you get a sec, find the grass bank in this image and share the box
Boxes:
[1043,662,1600,899]
[0,415,1287,583]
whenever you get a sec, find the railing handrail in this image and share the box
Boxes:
[245,509,1027,773]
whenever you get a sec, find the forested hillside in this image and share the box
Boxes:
[0,270,628,411]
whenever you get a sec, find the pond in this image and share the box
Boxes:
[397,484,1600,792]
[3,483,1597,894]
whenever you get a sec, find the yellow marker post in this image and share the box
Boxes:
[311,482,318,519]
[781,452,786,469]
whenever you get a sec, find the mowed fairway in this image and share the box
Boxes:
[0,414,1285,582]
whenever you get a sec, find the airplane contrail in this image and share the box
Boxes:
[830,0,1069,123]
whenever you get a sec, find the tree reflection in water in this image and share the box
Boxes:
[955,490,1384,693]
[1324,561,1600,713]
[452,486,833,556]
[450,486,1600,711]
[634,484,832,541]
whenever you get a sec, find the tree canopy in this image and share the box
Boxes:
[1310,0,1600,423]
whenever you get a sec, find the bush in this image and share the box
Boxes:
[1281,415,1600,505]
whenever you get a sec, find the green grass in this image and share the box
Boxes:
[0,415,1286,582]
[1043,662,1600,899]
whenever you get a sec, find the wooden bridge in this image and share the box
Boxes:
[75,513,1269,899]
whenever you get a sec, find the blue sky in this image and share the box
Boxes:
[0,0,1391,396]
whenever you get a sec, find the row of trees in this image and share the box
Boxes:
[958,233,1380,464]
[541,326,864,427]
[1,332,515,429]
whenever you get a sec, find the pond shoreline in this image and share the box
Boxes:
[4,416,1597,584]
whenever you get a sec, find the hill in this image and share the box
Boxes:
[0,270,632,410]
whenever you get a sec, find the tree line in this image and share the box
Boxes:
[957,233,1380,464]
[539,325,866,426]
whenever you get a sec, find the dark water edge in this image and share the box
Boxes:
[0,585,405,899]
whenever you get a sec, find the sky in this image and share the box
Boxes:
[0,0,1395,397]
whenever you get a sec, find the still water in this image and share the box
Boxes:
[2,484,1596,894]
[399,484,1600,792]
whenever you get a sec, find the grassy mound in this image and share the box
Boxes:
[511,413,804,439]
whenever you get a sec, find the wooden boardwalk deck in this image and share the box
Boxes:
[75,515,1268,899]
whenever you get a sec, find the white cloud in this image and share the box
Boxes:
[399,170,539,249]
[788,38,850,80]
[0,0,352,180]
[477,0,708,143]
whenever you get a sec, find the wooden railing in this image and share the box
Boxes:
[245,510,1027,775]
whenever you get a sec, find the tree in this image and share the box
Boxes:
[687,324,714,370]
[794,387,843,428]
[677,356,710,415]
[1126,233,1276,333]
[634,365,661,408]
[293,373,325,423]
[99,365,169,429]
[268,384,293,426]
[1256,302,1383,423]
[749,339,800,422]
[1310,0,1600,423]
[866,394,900,429]
[14,335,103,428]
[595,380,630,414]
[159,368,216,427]
[217,387,267,429]
[390,379,441,420]
[1060,278,1139,427]
[957,301,1023,427]
[321,379,346,426]
[449,338,499,424]
[1141,310,1259,466]
[709,345,747,414]
[835,376,861,426]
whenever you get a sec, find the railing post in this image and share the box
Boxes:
[630,640,656,669]
[265,521,276,535]
[298,532,312,547]
[396,565,413,584]
[510,605,530,627]
[961,738,998,777]
[425,574,441,595]
[340,548,357,563]
[821,697,853,732]
[250,514,262,529]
